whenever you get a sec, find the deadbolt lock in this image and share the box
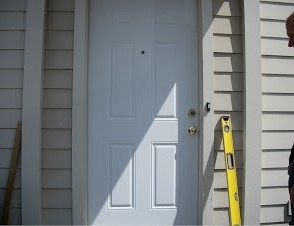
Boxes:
[188,109,196,117]
[188,126,197,135]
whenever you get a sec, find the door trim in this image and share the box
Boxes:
[72,0,213,224]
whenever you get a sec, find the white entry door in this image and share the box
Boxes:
[88,0,199,225]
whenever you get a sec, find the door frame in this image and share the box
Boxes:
[72,0,214,225]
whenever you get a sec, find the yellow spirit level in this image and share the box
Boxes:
[221,116,241,226]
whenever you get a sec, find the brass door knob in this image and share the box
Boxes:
[188,126,197,135]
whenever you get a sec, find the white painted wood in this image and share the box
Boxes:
[42,169,72,188]
[0,31,25,49]
[199,0,214,224]
[0,12,26,30]
[0,169,21,189]
[47,0,75,11]
[44,50,73,69]
[43,109,71,129]
[214,92,243,111]
[42,189,72,208]
[22,0,46,224]
[72,0,88,224]
[213,35,243,53]
[214,150,243,169]
[213,0,241,16]
[262,169,288,187]
[0,208,21,225]
[260,2,294,20]
[42,149,72,169]
[262,57,294,74]
[263,94,294,112]
[213,189,243,208]
[263,75,294,93]
[0,149,13,168]
[260,206,285,223]
[213,209,230,225]
[214,112,243,130]
[261,188,288,205]
[42,209,72,225]
[214,73,243,91]
[262,132,294,150]
[261,0,294,3]
[213,170,243,189]
[263,113,294,130]
[214,53,243,72]
[0,50,24,69]
[213,17,242,34]
[0,109,21,128]
[45,31,74,50]
[43,89,72,108]
[262,151,289,169]
[88,0,198,224]
[242,1,262,225]
[46,12,74,30]
[214,131,243,151]
[262,38,294,57]
[0,0,27,11]
[42,129,72,149]
[0,189,21,208]
[0,89,22,108]
[44,70,72,89]
[261,20,288,38]
[0,129,16,148]
[0,70,23,88]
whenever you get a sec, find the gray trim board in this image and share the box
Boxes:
[22,0,46,224]
[242,0,262,225]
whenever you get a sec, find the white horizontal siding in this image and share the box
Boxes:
[263,113,294,130]
[42,149,71,169]
[214,73,243,92]
[213,35,243,53]
[46,12,74,31]
[0,70,23,88]
[0,109,21,128]
[214,53,243,72]
[214,92,243,111]
[42,209,72,225]
[43,70,72,89]
[260,2,294,20]
[213,0,241,16]
[0,3,25,223]
[0,31,25,49]
[263,94,294,112]
[262,39,294,57]
[0,208,21,225]
[262,75,294,94]
[262,132,294,150]
[0,12,26,30]
[213,17,242,34]
[0,50,24,68]
[262,151,289,168]
[42,1,74,224]
[262,57,294,75]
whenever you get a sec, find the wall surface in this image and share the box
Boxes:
[260,0,294,224]
[0,0,26,224]
[41,0,74,224]
[212,0,244,224]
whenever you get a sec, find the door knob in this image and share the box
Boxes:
[188,126,197,135]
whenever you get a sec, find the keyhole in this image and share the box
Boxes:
[141,51,145,54]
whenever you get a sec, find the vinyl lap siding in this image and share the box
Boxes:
[260,0,294,224]
[212,0,243,224]
[0,1,26,224]
[42,0,74,224]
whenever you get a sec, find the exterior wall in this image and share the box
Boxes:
[0,1,26,224]
[260,0,294,224]
[212,0,244,224]
[41,0,74,224]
